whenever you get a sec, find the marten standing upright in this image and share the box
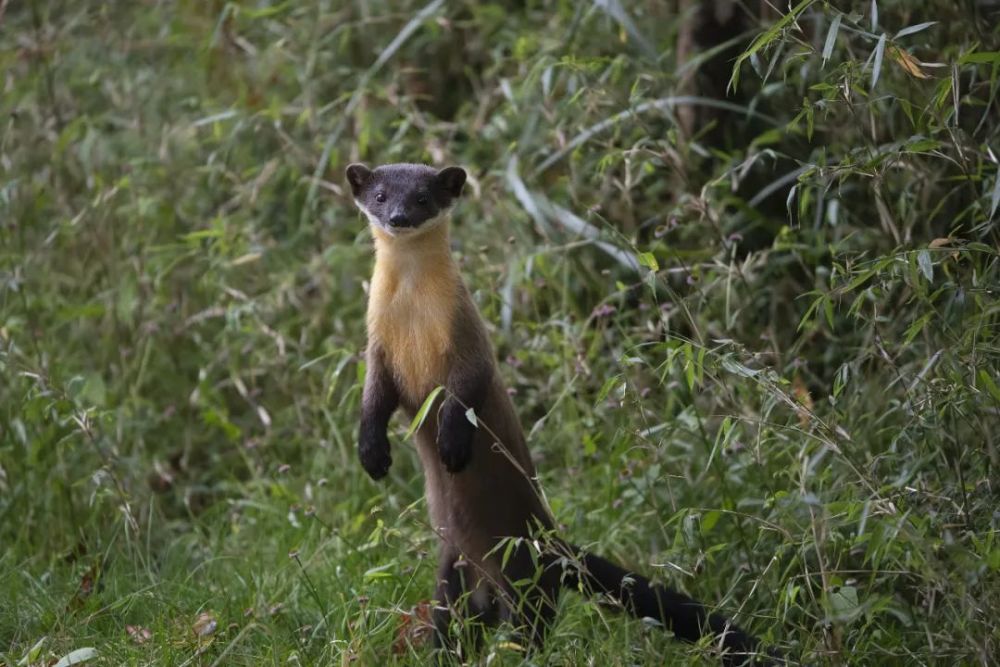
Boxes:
[346,162,773,665]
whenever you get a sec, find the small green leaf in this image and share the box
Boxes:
[241,2,292,19]
[959,51,1000,65]
[696,346,706,386]
[729,0,816,91]
[798,293,824,331]
[683,343,696,391]
[500,537,519,571]
[904,312,932,344]
[406,386,444,438]
[934,76,953,110]
[596,374,622,403]
[980,370,1000,404]
[363,563,395,580]
[637,252,659,272]
[18,637,46,666]
[701,510,722,534]
[828,585,860,619]
[905,137,941,153]
[80,373,106,407]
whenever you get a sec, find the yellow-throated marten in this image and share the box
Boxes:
[346,162,775,665]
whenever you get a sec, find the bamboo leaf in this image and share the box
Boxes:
[18,638,46,666]
[871,33,887,89]
[592,0,658,60]
[980,370,1000,404]
[53,649,98,667]
[917,250,933,282]
[904,312,932,344]
[729,0,815,91]
[701,510,721,534]
[991,172,1000,220]
[952,63,960,123]
[638,252,659,272]
[959,51,1000,65]
[896,21,937,39]
[822,14,842,66]
[890,46,929,79]
[405,386,445,438]
[786,184,798,222]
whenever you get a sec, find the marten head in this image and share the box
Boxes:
[346,163,466,238]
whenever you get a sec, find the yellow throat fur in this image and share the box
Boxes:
[366,222,459,404]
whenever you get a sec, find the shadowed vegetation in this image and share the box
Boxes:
[1,1,998,665]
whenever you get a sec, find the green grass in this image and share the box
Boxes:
[2,1,999,665]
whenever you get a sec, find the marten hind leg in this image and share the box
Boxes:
[432,550,497,659]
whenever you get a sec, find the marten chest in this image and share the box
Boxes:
[367,258,457,406]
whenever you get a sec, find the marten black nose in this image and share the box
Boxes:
[389,213,409,227]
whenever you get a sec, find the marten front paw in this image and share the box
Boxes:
[438,436,473,473]
[438,408,475,473]
[359,432,392,480]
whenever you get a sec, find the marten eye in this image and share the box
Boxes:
[416,195,428,205]
[375,192,386,203]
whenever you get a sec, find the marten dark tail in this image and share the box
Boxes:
[554,545,779,666]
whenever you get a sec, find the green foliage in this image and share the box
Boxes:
[1,1,998,664]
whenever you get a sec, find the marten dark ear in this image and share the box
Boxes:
[346,163,372,197]
[436,166,466,199]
